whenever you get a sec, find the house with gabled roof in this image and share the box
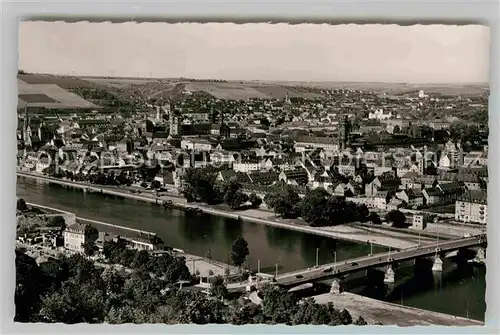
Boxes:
[330,182,356,197]
[396,188,424,209]
[247,171,279,185]
[365,173,400,197]
[279,168,309,186]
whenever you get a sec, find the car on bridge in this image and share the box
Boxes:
[322,267,333,273]
[351,262,359,267]
[295,274,304,279]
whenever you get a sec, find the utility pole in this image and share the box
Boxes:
[334,251,337,271]
[370,241,373,256]
[257,259,260,274]
[275,263,278,278]
[436,230,440,258]
[316,248,319,267]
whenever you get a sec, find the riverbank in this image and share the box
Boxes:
[16,172,445,249]
[21,202,240,278]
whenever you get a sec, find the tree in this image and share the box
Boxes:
[47,215,66,231]
[248,193,262,208]
[83,225,99,257]
[17,198,28,211]
[265,184,301,219]
[15,249,45,322]
[221,180,248,209]
[393,125,401,134]
[132,250,150,268]
[182,168,221,204]
[385,210,407,228]
[300,188,329,225]
[261,285,299,324]
[368,212,382,225]
[39,278,106,323]
[151,180,162,190]
[353,315,368,325]
[230,236,249,268]
[339,308,353,325]
[209,276,228,300]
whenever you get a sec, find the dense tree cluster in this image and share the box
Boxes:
[181,169,221,204]
[258,285,358,325]
[102,239,190,282]
[385,210,408,228]
[265,186,369,225]
[221,180,249,209]
[264,184,301,219]
[181,169,263,209]
[16,249,366,325]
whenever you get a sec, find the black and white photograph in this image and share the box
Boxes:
[14,21,489,326]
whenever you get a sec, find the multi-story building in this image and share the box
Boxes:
[181,138,213,151]
[233,158,261,173]
[130,234,163,251]
[294,136,339,153]
[455,190,487,224]
[63,223,89,253]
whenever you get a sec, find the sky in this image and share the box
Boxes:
[19,22,490,84]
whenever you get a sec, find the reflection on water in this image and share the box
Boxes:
[17,177,485,321]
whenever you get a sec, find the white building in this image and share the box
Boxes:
[294,136,339,153]
[210,151,237,166]
[63,223,89,253]
[368,109,392,120]
[418,90,428,99]
[455,191,487,224]
[233,159,261,173]
[180,138,212,151]
[130,234,162,251]
[463,151,488,167]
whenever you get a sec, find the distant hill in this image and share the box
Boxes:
[18,73,489,101]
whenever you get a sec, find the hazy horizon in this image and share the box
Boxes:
[19,22,490,84]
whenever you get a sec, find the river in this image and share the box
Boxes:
[16,177,486,321]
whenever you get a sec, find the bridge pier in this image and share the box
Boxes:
[383,265,395,284]
[470,247,486,264]
[432,255,443,272]
[330,279,341,294]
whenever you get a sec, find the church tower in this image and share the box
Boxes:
[168,102,180,136]
[22,106,32,148]
[283,92,292,114]
[338,115,351,151]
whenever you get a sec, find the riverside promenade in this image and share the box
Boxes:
[18,171,438,249]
